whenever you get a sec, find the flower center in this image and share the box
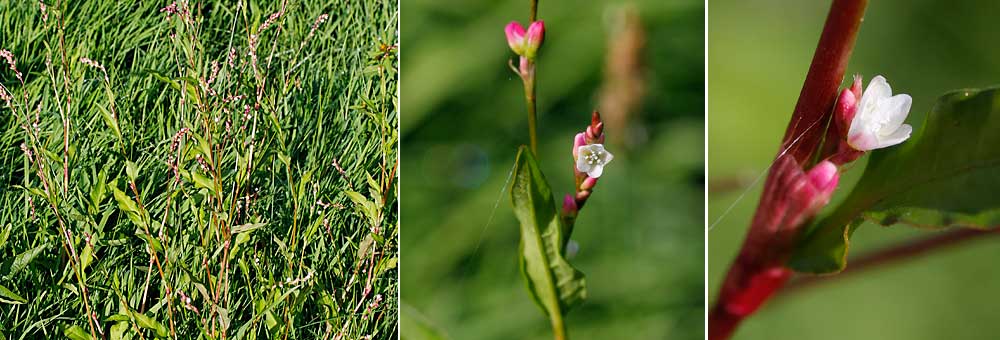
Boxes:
[585,152,601,164]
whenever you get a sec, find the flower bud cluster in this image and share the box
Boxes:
[563,111,614,217]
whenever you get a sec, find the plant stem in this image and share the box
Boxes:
[530,0,538,21]
[524,74,538,156]
[780,0,867,166]
[709,0,867,339]
[551,313,567,340]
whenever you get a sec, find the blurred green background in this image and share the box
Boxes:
[709,1,1000,339]
[400,0,704,339]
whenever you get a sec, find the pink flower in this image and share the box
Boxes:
[504,21,545,59]
[524,21,545,59]
[504,21,527,56]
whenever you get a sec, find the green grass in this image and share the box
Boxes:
[0,1,397,339]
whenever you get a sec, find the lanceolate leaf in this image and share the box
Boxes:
[510,147,586,322]
[791,87,1000,274]
[4,243,46,279]
[63,325,93,340]
[0,284,27,304]
[129,308,168,338]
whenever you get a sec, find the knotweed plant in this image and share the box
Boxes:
[0,1,398,339]
[503,1,614,339]
[711,0,1000,338]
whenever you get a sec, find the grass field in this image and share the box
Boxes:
[0,1,398,339]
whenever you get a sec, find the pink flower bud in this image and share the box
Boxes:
[572,133,586,158]
[784,161,839,228]
[834,87,857,133]
[562,194,578,216]
[524,21,545,59]
[806,161,838,195]
[505,21,527,56]
[850,74,863,100]
[585,111,605,143]
[580,177,598,191]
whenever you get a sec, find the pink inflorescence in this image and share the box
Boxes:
[259,11,284,32]
[160,1,191,22]
[0,49,23,82]
[39,1,47,23]
[564,111,608,216]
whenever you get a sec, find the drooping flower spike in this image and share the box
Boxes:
[847,75,913,151]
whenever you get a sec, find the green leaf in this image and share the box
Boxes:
[5,243,46,279]
[89,170,108,214]
[181,169,216,195]
[232,222,266,234]
[509,146,586,322]
[80,243,94,272]
[357,233,375,260]
[125,161,138,181]
[344,190,371,208]
[0,284,27,304]
[791,87,1000,274]
[95,103,122,144]
[146,69,181,91]
[105,314,130,322]
[64,325,93,340]
[130,309,168,338]
[110,321,127,340]
[0,223,10,250]
[377,256,398,276]
[113,187,146,228]
[216,305,231,333]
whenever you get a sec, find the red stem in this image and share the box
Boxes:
[781,0,867,165]
[710,1,867,339]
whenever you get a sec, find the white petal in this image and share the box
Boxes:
[875,124,912,149]
[878,94,912,134]
[576,154,592,173]
[847,129,879,151]
[856,75,891,124]
[600,149,614,164]
[587,164,604,178]
[865,75,892,100]
[847,115,870,146]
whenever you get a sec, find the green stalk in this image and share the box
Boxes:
[523,73,538,156]
[530,0,538,21]
[551,315,567,340]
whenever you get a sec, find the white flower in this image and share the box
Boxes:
[576,144,614,178]
[847,75,913,151]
